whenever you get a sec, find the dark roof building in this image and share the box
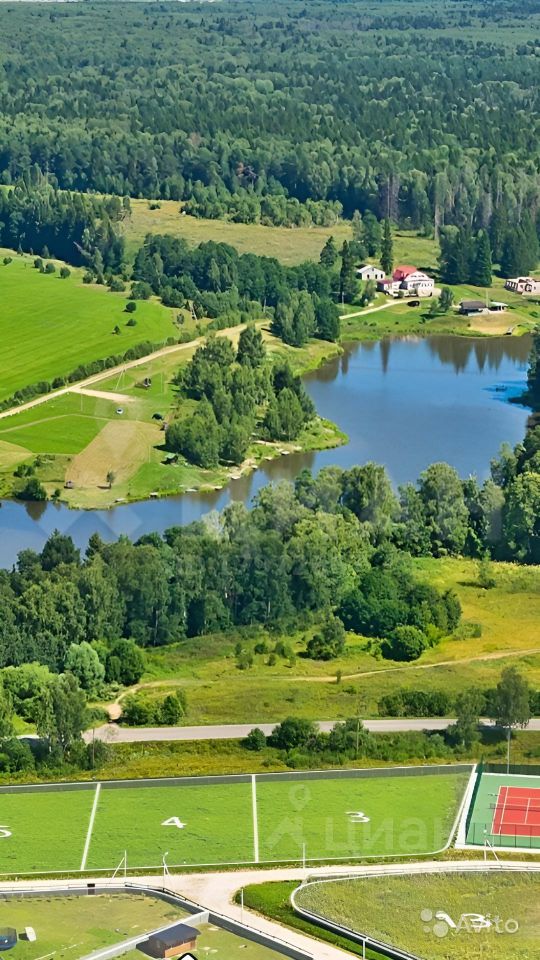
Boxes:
[141,923,200,959]
[460,300,487,314]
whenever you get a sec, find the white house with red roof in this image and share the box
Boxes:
[378,264,435,297]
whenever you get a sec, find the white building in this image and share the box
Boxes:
[378,265,435,297]
[504,276,540,295]
[356,264,385,281]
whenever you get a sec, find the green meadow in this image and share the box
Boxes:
[0,251,181,402]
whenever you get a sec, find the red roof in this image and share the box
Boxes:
[392,265,417,281]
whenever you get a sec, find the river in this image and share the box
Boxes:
[0,334,532,567]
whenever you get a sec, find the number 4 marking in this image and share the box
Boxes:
[0,826,12,839]
[162,817,186,829]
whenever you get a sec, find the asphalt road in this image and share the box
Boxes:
[87,717,540,744]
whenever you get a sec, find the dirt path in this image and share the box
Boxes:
[340,290,441,321]
[70,386,136,403]
[0,323,251,422]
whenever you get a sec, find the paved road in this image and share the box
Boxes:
[87,717,540,744]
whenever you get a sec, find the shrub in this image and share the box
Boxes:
[125,300,137,313]
[244,728,267,751]
[44,262,56,274]
[269,717,318,750]
[17,477,47,501]
[305,615,346,660]
[158,691,187,725]
[382,626,428,662]
[60,266,71,279]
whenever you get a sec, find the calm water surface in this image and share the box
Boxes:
[0,335,532,566]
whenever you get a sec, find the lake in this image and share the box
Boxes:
[0,334,532,567]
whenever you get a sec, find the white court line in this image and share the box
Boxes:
[251,774,259,863]
[526,797,531,826]
[496,786,509,836]
[80,782,101,871]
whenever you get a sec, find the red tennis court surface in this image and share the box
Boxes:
[492,786,540,837]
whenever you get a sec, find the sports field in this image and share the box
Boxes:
[465,771,540,850]
[0,768,469,876]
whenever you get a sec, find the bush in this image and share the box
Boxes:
[158,692,187,725]
[269,717,318,750]
[0,738,35,773]
[305,615,346,660]
[44,262,56,274]
[105,640,145,685]
[244,728,267,751]
[382,626,428,662]
[60,266,71,279]
[125,300,137,313]
[121,695,153,726]
[17,476,47,501]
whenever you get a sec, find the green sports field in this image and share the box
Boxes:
[0,768,469,876]
[465,771,540,850]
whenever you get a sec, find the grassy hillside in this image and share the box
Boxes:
[107,558,540,726]
[0,251,183,402]
[124,200,440,269]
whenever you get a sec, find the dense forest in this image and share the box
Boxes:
[0,0,538,234]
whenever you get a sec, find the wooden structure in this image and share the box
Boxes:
[145,923,199,958]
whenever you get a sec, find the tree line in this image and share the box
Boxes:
[133,233,341,344]
[0,1,538,236]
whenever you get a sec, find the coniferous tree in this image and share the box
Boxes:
[339,241,358,303]
[380,218,394,276]
[471,230,492,287]
[319,236,338,268]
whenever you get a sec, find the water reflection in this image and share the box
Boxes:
[0,335,532,566]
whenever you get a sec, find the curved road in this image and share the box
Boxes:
[86,717,540,744]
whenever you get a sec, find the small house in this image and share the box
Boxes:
[356,264,385,281]
[143,923,200,959]
[459,300,487,316]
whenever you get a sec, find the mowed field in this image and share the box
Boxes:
[0,768,469,875]
[292,871,540,959]
[0,251,180,402]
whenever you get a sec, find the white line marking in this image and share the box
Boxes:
[80,782,101,871]
[251,774,259,863]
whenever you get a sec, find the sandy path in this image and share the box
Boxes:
[0,323,250,422]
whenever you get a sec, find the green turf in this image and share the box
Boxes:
[0,769,468,875]
[0,786,95,874]
[0,251,180,402]
[121,921,288,960]
[292,872,540,959]
[256,772,468,862]
[0,892,186,958]
[466,772,540,849]
[85,781,254,870]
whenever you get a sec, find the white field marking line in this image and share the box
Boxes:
[80,782,101,871]
[526,797,531,826]
[251,774,260,863]
[497,786,509,836]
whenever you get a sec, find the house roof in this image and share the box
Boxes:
[392,265,417,280]
[151,923,200,947]
[461,300,486,310]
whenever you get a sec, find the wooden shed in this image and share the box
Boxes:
[145,923,199,959]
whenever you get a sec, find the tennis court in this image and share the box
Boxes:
[465,771,540,850]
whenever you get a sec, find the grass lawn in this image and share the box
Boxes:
[0,785,95,874]
[0,251,181,402]
[0,892,186,958]
[255,771,468,862]
[86,780,254,871]
[292,871,540,959]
